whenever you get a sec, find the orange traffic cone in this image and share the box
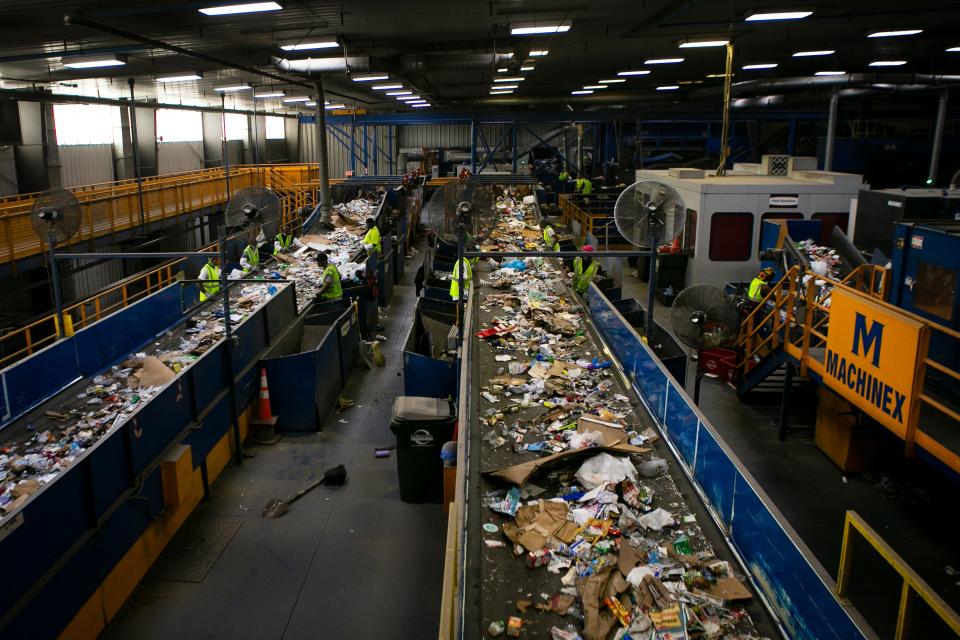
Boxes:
[252,367,280,445]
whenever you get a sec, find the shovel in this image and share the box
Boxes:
[262,464,347,519]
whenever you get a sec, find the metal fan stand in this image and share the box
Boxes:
[689,310,707,405]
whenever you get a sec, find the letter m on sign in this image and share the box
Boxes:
[852,313,883,368]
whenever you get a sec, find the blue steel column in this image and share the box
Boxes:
[512,120,519,172]
[362,123,369,174]
[373,124,379,175]
[471,119,478,174]
[350,116,357,174]
[388,126,394,174]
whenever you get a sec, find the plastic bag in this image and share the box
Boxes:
[574,453,637,490]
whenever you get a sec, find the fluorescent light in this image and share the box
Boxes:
[745,11,812,21]
[743,63,778,70]
[372,84,402,90]
[411,103,431,108]
[279,41,338,51]
[793,50,834,57]
[156,74,202,83]
[947,47,960,52]
[520,66,535,71]
[305,101,316,107]
[530,50,549,57]
[645,58,683,64]
[705,73,734,78]
[63,55,125,69]
[814,70,847,76]
[497,68,509,72]
[409,100,428,104]
[199,2,282,16]
[399,95,421,101]
[254,91,285,98]
[491,85,518,90]
[618,70,651,76]
[282,96,311,102]
[214,85,251,92]
[583,85,609,89]
[386,90,412,96]
[325,103,346,109]
[571,90,593,95]
[352,74,389,82]
[490,90,514,95]
[678,40,729,48]
[869,60,907,67]
[598,78,626,83]
[657,85,680,90]
[495,77,524,82]
[511,25,570,35]
[868,29,922,38]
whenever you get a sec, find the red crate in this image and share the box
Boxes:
[700,348,737,383]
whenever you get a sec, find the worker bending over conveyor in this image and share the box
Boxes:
[572,245,600,294]
[316,252,343,301]
[274,230,294,255]
[748,267,776,305]
[542,222,560,251]
[362,218,382,256]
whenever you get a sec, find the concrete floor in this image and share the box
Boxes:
[103,251,447,640]
[620,272,960,637]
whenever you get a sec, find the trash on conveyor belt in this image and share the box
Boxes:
[474,191,767,640]
[0,282,282,519]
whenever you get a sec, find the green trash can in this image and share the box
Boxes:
[390,396,456,503]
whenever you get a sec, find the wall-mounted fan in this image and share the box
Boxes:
[670,284,739,404]
[613,180,685,338]
[30,188,82,336]
[224,186,282,240]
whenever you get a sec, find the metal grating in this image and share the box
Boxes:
[767,155,790,176]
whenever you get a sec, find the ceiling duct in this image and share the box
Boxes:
[273,55,369,74]
[728,73,960,97]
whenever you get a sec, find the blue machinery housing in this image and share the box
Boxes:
[585,283,870,639]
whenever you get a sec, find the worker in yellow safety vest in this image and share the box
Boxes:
[573,245,600,294]
[542,223,560,251]
[198,257,221,302]
[748,267,776,303]
[450,257,472,300]
[241,242,260,273]
[575,176,593,195]
[316,252,343,301]
[362,218,382,255]
[558,170,569,182]
[274,231,293,255]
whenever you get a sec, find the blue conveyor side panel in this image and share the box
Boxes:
[403,352,457,399]
[586,284,868,640]
[0,338,80,427]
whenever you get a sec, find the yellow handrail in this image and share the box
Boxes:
[837,510,960,639]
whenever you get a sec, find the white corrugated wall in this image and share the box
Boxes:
[59,144,115,187]
[158,141,204,175]
[299,123,397,176]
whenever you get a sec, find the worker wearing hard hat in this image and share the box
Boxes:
[362,218,382,256]
[542,222,560,251]
[748,267,776,303]
[450,256,473,301]
[573,245,600,294]
[198,256,221,302]
[316,252,343,301]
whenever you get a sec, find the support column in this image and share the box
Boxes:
[927,88,949,185]
[512,120,519,173]
[221,94,231,199]
[470,119,478,174]
[824,88,840,172]
[41,102,62,189]
[787,119,797,157]
[117,106,136,180]
[313,80,332,225]
[128,79,146,227]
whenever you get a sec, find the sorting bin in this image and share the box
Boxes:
[390,396,456,503]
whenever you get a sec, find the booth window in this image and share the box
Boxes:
[813,212,849,245]
[914,262,956,322]
[682,209,697,256]
[709,212,753,261]
[264,116,286,140]
[758,211,803,250]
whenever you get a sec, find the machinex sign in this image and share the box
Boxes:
[823,288,923,437]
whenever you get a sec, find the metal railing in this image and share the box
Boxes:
[837,510,960,638]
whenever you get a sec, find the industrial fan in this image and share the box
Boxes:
[223,186,282,240]
[613,180,686,337]
[30,188,82,336]
[670,284,740,404]
[422,179,496,244]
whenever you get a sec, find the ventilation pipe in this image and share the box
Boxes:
[824,88,840,172]
[314,81,332,226]
[927,88,949,185]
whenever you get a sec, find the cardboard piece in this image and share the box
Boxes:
[618,542,647,577]
[136,356,176,387]
[484,443,651,486]
[578,566,630,640]
[577,415,628,446]
[701,577,753,603]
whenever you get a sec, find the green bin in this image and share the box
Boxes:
[390,396,456,503]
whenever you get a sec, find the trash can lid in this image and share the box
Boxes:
[392,396,453,422]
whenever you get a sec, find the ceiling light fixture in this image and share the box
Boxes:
[325,103,346,109]
[743,63,778,70]
[372,84,402,90]
[868,29,922,38]
[492,85,518,90]
[399,95,422,101]
[254,91,285,98]
[705,73,733,78]
[745,10,812,21]
[351,74,389,82]
[490,90,514,95]
[62,54,126,69]
[814,70,847,76]
[305,101,316,107]
[411,103,431,108]
[156,74,202,83]
[215,85,252,92]
[530,50,549,56]
[571,90,593,95]
[583,85,609,89]
[511,24,570,35]
[520,66,535,71]
[386,90,412,96]
[498,67,509,72]
[657,85,680,90]
[495,77,525,82]
[946,46,960,52]
[282,96,311,102]
[617,70,651,76]
[279,41,338,51]
[645,58,683,64]
[793,50,834,57]
[199,2,282,16]
[868,60,907,67]
[598,79,626,84]
[678,40,729,48]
